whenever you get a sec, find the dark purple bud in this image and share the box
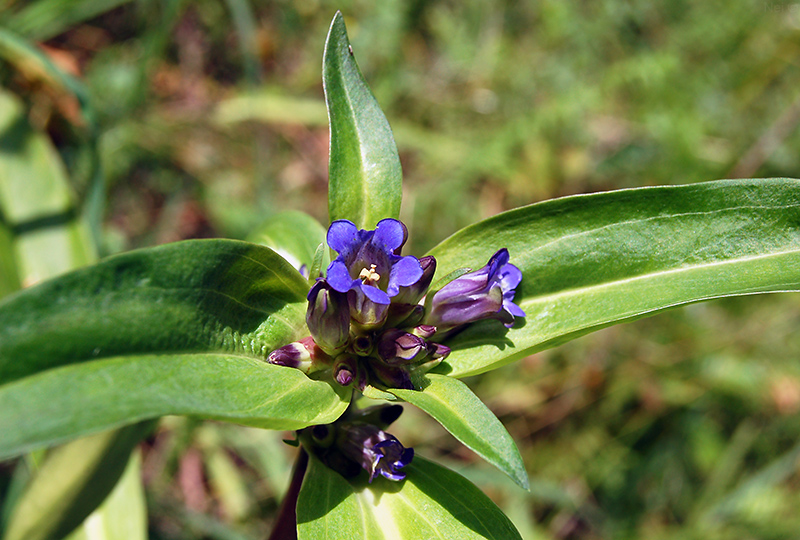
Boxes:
[333,355,359,387]
[426,248,525,331]
[392,255,436,305]
[377,329,428,365]
[267,336,330,373]
[337,423,414,482]
[306,280,351,355]
[369,361,414,390]
[411,325,437,339]
[385,303,425,329]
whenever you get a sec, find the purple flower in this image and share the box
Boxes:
[326,219,424,306]
[426,248,525,330]
[338,423,414,482]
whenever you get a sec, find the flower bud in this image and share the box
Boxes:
[426,248,525,331]
[377,329,428,365]
[306,280,351,355]
[267,336,330,373]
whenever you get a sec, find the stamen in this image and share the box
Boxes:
[359,264,381,284]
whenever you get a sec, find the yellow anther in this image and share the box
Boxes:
[359,264,381,284]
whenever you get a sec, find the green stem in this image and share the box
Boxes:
[267,446,308,540]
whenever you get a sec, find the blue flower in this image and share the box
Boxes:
[426,248,525,330]
[338,423,414,482]
[326,219,423,306]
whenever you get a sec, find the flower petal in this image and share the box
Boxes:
[386,255,423,296]
[360,284,391,305]
[371,218,408,254]
[327,220,359,253]
[327,260,357,293]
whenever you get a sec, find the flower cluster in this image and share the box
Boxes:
[299,404,413,483]
[268,218,524,390]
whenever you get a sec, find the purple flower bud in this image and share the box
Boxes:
[426,248,525,331]
[306,280,351,355]
[333,354,359,387]
[267,336,330,373]
[377,329,428,365]
[338,423,414,482]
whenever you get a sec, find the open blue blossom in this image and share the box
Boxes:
[426,248,525,330]
[326,219,423,305]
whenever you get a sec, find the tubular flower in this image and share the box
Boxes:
[426,248,524,331]
[337,423,414,482]
[326,219,423,306]
[299,404,413,482]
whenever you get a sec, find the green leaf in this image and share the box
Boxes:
[297,455,522,540]
[0,354,349,459]
[0,239,308,384]
[0,89,95,288]
[429,178,800,377]
[3,423,154,540]
[323,11,402,228]
[390,374,528,490]
[64,449,148,540]
[246,210,326,270]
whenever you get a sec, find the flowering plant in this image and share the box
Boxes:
[2,11,800,540]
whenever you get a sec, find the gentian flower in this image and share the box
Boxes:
[326,219,424,306]
[426,248,525,330]
[337,423,414,482]
[299,404,412,482]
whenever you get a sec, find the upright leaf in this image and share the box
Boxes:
[297,455,522,540]
[323,11,402,228]
[429,178,800,377]
[391,374,528,490]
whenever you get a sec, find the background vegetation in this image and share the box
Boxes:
[2,1,800,538]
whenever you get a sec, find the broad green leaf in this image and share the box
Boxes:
[3,423,153,540]
[0,354,349,459]
[297,455,521,540]
[323,11,402,228]
[0,239,308,384]
[246,210,326,271]
[390,374,528,490]
[429,178,800,377]
[64,449,148,540]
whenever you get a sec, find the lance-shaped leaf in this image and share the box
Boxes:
[323,11,402,228]
[297,455,522,540]
[390,374,528,490]
[0,239,308,383]
[0,354,348,459]
[429,178,800,377]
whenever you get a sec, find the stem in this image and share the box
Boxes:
[267,446,308,540]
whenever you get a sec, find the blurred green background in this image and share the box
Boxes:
[3,1,800,539]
